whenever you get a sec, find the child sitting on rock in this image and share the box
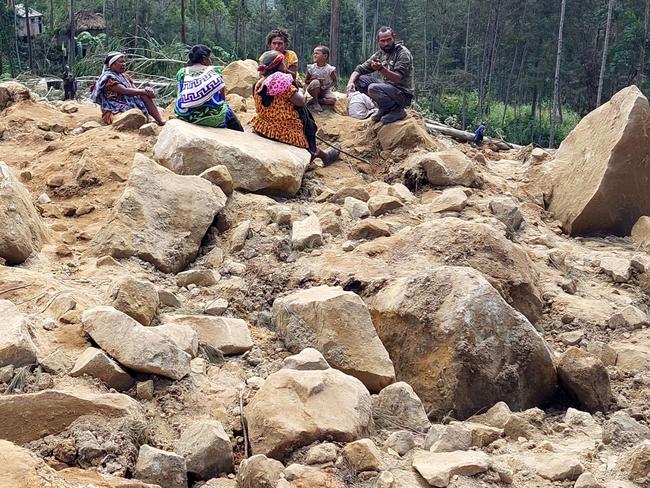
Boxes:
[305,46,337,112]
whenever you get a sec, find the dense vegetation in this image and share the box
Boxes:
[1,0,648,146]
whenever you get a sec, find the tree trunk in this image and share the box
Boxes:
[330,0,341,67]
[361,0,367,58]
[48,0,53,31]
[639,0,650,86]
[24,0,33,71]
[180,0,186,44]
[597,0,614,106]
[372,0,379,49]
[549,0,566,148]
[68,0,74,67]
[423,0,429,85]
[461,0,470,129]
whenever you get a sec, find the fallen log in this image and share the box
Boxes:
[424,119,521,151]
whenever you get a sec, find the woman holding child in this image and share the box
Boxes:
[174,44,243,130]
[250,50,340,166]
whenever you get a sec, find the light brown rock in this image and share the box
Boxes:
[367,195,403,216]
[429,187,468,213]
[557,347,614,413]
[548,86,650,236]
[151,323,199,357]
[342,439,382,471]
[154,120,309,196]
[415,149,480,187]
[91,153,226,273]
[344,196,370,219]
[175,420,234,479]
[0,390,142,444]
[108,276,160,326]
[222,59,259,98]
[412,449,490,487]
[162,314,253,355]
[369,266,556,420]
[521,452,584,481]
[282,347,330,371]
[348,219,391,241]
[600,256,632,283]
[177,269,218,287]
[272,285,395,392]
[0,162,48,264]
[113,109,147,131]
[0,300,38,368]
[291,215,323,250]
[625,440,650,481]
[82,306,191,380]
[245,368,374,460]
[134,445,187,488]
[631,216,650,245]
[236,454,284,488]
[377,117,434,151]
[372,382,430,432]
[0,439,160,488]
[608,305,649,330]
[200,165,234,195]
[70,347,135,391]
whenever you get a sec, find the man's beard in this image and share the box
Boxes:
[381,43,395,52]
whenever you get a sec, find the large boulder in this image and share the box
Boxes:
[153,120,310,197]
[0,161,48,264]
[557,347,615,413]
[357,218,543,323]
[272,285,395,392]
[107,276,160,326]
[90,153,225,273]
[409,149,480,187]
[82,306,191,380]
[70,347,135,391]
[377,117,435,151]
[175,420,234,479]
[0,300,38,368]
[548,86,650,236]
[134,445,187,488]
[368,266,557,420]
[0,390,142,444]
[245,368,374,460]
[0,81,31,110]
[222,59,259,98]
[162,314,253,355]
[0,440,158,488]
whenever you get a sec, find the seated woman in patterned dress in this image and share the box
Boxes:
[90,52,165,126]
[174,44,243,130]
[250,51,340,166]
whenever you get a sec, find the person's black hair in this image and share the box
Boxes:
[188,44,212,65]
[315,45,330,59]
[377,26,394,37]
[265,28,291,49]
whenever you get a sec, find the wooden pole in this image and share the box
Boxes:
[597,0,614,106]
[329,0,341,68]
[24,0,33,71]
[549,0,566,148]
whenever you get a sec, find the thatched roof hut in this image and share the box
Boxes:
[63,11,106,35]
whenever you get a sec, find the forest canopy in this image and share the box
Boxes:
[1,0,648,147]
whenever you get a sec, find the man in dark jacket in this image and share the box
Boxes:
[346,26,414,124]
[473,122,486,147]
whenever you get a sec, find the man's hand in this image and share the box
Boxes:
[371,58,383,71]
[346,80,356,92]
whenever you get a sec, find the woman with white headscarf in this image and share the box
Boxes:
[90,52,165,126]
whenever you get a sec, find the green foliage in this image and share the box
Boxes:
[418,91,581,147]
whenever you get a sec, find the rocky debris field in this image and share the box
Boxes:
[0,71,649,488]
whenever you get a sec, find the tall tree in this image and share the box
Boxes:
[597,0,614,106]
[550,0,566,148]
[180,0,187,44]
[23,0,33,71]
[68,0,74,67]
[637,0,649,86]
[330,0,341,67]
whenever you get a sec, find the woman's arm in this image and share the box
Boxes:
[289,89,305,107]
[112,84,155,98]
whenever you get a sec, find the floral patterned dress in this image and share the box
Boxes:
[250,73,308,149]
